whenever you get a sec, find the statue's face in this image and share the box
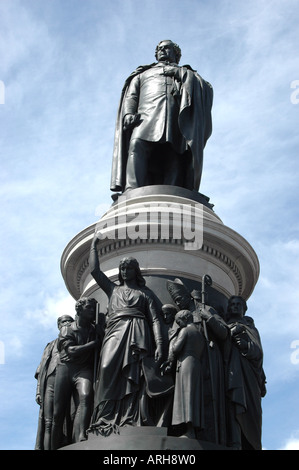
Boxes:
[156,40,176,63]
[120,263,136,282]
[162,308,175,324]
[176,315,188,328]
[81,301,96,322]
[174,293,190,310]
[57,316,73,330]
[229,298,244,318]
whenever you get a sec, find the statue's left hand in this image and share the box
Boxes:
[200,307,212,321]
[155,345,163,363]
[233,336,248,352]
[163,65,181,80]
[160,360,172,376]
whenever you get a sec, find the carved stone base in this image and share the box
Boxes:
[59,186,260,451]
[59,426,230,450]
[61,186,259,315]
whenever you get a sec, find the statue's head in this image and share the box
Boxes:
[118,257,146,287]
[175,309,193,327]
[161,303,178,324]
[57,315,74,330]
[227,295,247,318]
[75,297,97,321]
[167,278,191,310]
[155,40,181,64]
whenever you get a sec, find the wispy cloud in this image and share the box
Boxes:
[25,291,76,330]
[279,432,299,450]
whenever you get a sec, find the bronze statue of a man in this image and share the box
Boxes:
[34,315,74,450]
[51,297,101,449]
[161,309,206,439]
[110,40,213,193]
[226,296,266,450]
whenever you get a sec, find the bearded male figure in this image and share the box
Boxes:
[226,296,266,450]
[110,40,213,193]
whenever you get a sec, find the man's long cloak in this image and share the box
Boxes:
[110,63,213,192]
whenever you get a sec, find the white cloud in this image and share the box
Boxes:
[279,432,299,450]
[243,238,299,386]
[25,291,76,330]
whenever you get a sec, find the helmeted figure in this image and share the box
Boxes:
[110,40,213,193]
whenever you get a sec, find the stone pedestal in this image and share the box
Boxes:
[61,186,259,315]
[60,185,259,451]
[59,426,229,450]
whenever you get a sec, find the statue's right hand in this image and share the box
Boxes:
[230,324,243,336]
[123,114,138,130]
[35,394,41,406]
[92,230,104,246]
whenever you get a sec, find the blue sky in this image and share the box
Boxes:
[0,0,298,450]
